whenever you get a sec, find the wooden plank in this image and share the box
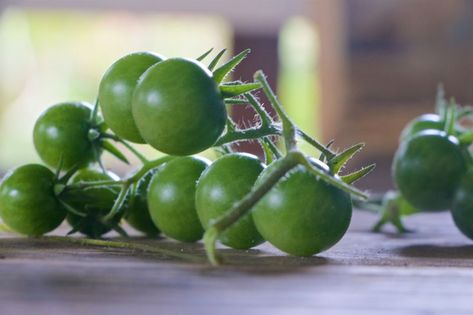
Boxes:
[1,211,473,315]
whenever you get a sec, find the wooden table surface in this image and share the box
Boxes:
[1,210,472,315]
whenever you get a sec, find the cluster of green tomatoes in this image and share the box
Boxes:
[361,87,473,240]
[0,48,373,265]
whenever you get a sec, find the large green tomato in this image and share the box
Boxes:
[33,102,98,170]
[132,58,226,155]
[393,130,468,211]
[98,52,164,143]
[0,164,66,236]
[252,159,352,257]
[63,168,120,238]
[148,156,209,242]
[195,153,265,250]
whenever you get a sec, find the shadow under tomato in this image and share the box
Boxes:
[398,244,473,259]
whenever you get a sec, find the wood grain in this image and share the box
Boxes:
[1,211,473,315]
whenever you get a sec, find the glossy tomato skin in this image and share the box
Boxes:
[63,168,120,238]
[124,156,173,236]
[33,102,96,170]
[393,130,468,211]
[400,114,444,141]
[98,52,164,143]
[132,58,226,155]
[252,159,352,257]
[148,156,209,242]
[0,164,65,236]
[195,153,265,249]
[451,169,473,240]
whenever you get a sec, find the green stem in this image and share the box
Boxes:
[64,179,125,191]
[297,129,336,160]
[90,98,100,123]
[263,137,282,159]
[255,71,297,152]
[126,156,173,183]
[103,183,130,221]
[244,93,273,127]
[214,125,281,146]
[102,133,149,164]
[43,236,204,263]
[204,152,300,265]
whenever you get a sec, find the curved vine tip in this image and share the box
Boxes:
[204,227,222,266]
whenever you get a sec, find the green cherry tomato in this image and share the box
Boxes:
[451,169,473,240]
[124,171,160,237]
[393,130,468,211]
[400,114,444,141]
[148,156,210,242]
[195,153,265,249]
[252,158,352,257]
[0,164,66,236]
[132,58,227,155]
[33,102,98,170]
[124,156,173,236]
[63,168,120,238]
[98,52,164,143]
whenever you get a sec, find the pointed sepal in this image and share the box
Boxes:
[341,163,376,184]
[328,143,365,174]
[208,48,226,71]
[213,48,251,84]
[196,48,214,61]
[102,140,129,164]
[220,82,261,98]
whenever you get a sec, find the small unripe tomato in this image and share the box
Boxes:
[0,164,66,236]
[195,153,265,250]
[98,52,164,143]
[33,102,99,170]
[148,156,210,242]
[132,58,226,155]
[393,130,468,211]
[63,168,120,238]
[252,159,352,257]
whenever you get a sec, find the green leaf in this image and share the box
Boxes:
[196,48,213,61]
[102,140,129,164]
[208,48,226,71]
[341,163,376,184]
[328,143,365,174]
[220,82,261,98]
[213,48,251,84]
